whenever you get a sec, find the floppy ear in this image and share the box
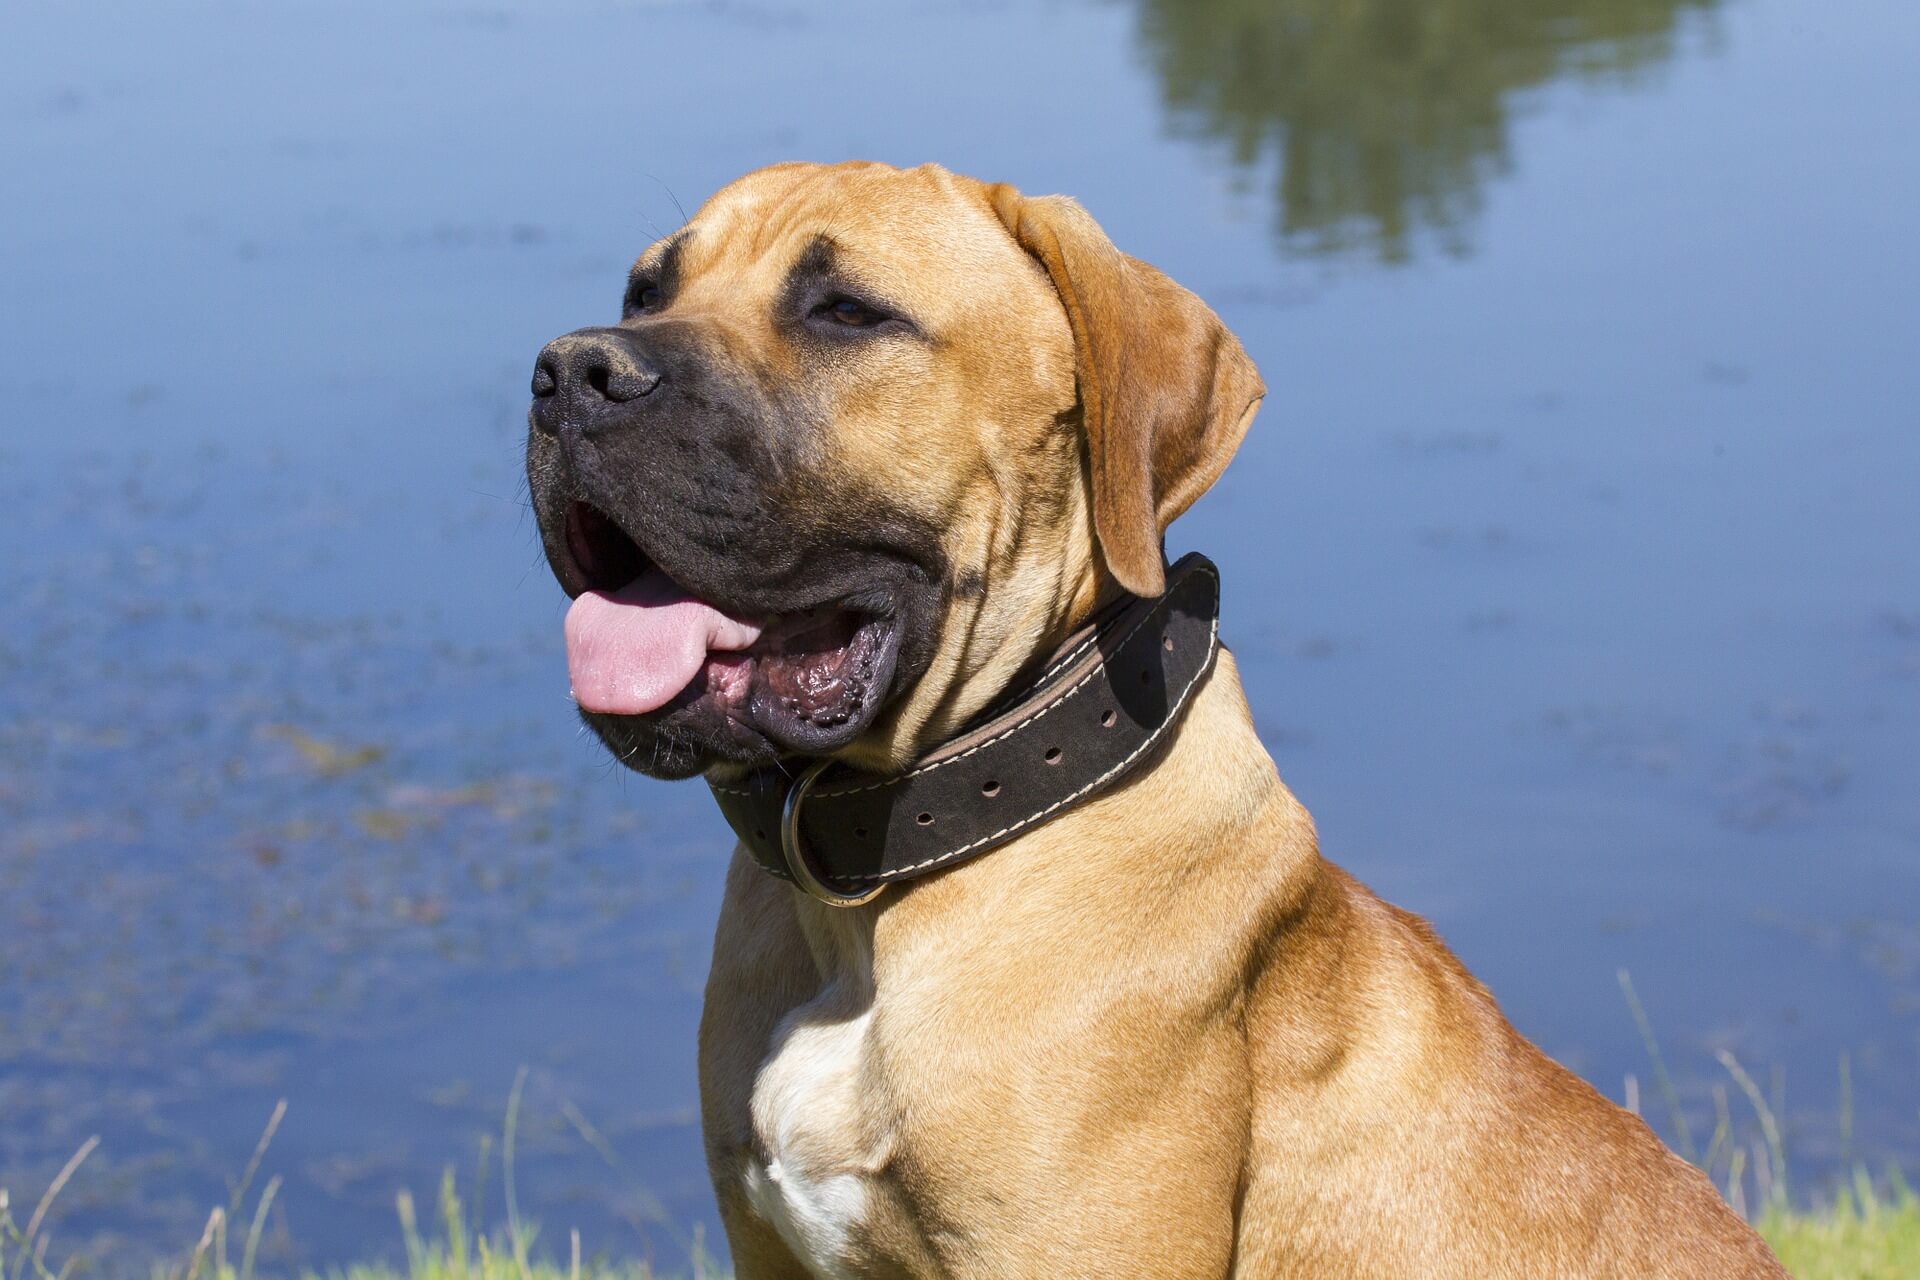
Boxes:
[986,185,1265,597]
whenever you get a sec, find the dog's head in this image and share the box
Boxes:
[526,162,1262,779]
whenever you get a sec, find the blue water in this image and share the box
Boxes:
[3,0,1917,1272]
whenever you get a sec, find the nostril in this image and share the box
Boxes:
[602,366,661,404]
[586,364,612,398]
[531,359,558,398]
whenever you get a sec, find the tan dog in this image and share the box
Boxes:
[525,162,1785,1278]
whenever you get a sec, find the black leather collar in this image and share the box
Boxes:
[707,553,1222,905]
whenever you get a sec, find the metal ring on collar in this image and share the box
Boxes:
[780,759,887,908]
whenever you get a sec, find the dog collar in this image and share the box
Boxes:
[706,552,1222,906]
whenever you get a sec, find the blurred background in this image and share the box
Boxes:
[3,0,1916,1273]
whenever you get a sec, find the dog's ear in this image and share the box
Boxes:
[986,185,1265,597]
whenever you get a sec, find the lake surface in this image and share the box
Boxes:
[3,0,1917,1271]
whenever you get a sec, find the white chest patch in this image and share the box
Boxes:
[742,979,885,1279]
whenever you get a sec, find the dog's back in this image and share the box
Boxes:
[1236,863,1786,1278]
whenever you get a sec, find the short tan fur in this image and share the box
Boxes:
[632,162,1788,1279]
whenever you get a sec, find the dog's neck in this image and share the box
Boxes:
[707,555,1228,905]
[785,647,1310,948]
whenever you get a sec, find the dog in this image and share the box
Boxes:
[525,161,1786,1278]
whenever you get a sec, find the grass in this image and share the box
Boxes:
[328,1172,692,1280]
[0,1165,700,1280]
[5,1008,1919,1278]
[1762,1176,1920,1280]
[0,1079,723,1280]
[1613,969,1920,1278]
[9,1130,1918,1279]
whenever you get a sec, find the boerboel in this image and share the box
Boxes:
[525,162,1784,1278]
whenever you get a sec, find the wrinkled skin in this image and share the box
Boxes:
[526,164,1101,779]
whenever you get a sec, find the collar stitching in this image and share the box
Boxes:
[810,566,1214,799]
[835,594,1219,882]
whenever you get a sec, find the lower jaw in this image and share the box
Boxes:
[584,614,900,775]
[737,611,897,752]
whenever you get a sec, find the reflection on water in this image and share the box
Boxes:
[1137,0,1719,259]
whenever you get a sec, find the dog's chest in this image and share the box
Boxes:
[741,978,890,1279]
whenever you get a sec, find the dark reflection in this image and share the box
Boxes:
[1137,0,1720,261]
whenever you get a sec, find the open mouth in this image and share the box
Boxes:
[559,502,899,749]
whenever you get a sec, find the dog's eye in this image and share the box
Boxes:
[629,284,662,313]
[821,298,884,328]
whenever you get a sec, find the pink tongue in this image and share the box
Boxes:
[565,569,765,715]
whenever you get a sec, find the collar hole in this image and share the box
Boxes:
[981,780,1001,797]
[915,812,934,826]
[1044,746,1063,764]
[1100,709,1117,728]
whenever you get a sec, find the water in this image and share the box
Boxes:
[3,0,1916,1271]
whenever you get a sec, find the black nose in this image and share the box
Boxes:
[530,328,662,433]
